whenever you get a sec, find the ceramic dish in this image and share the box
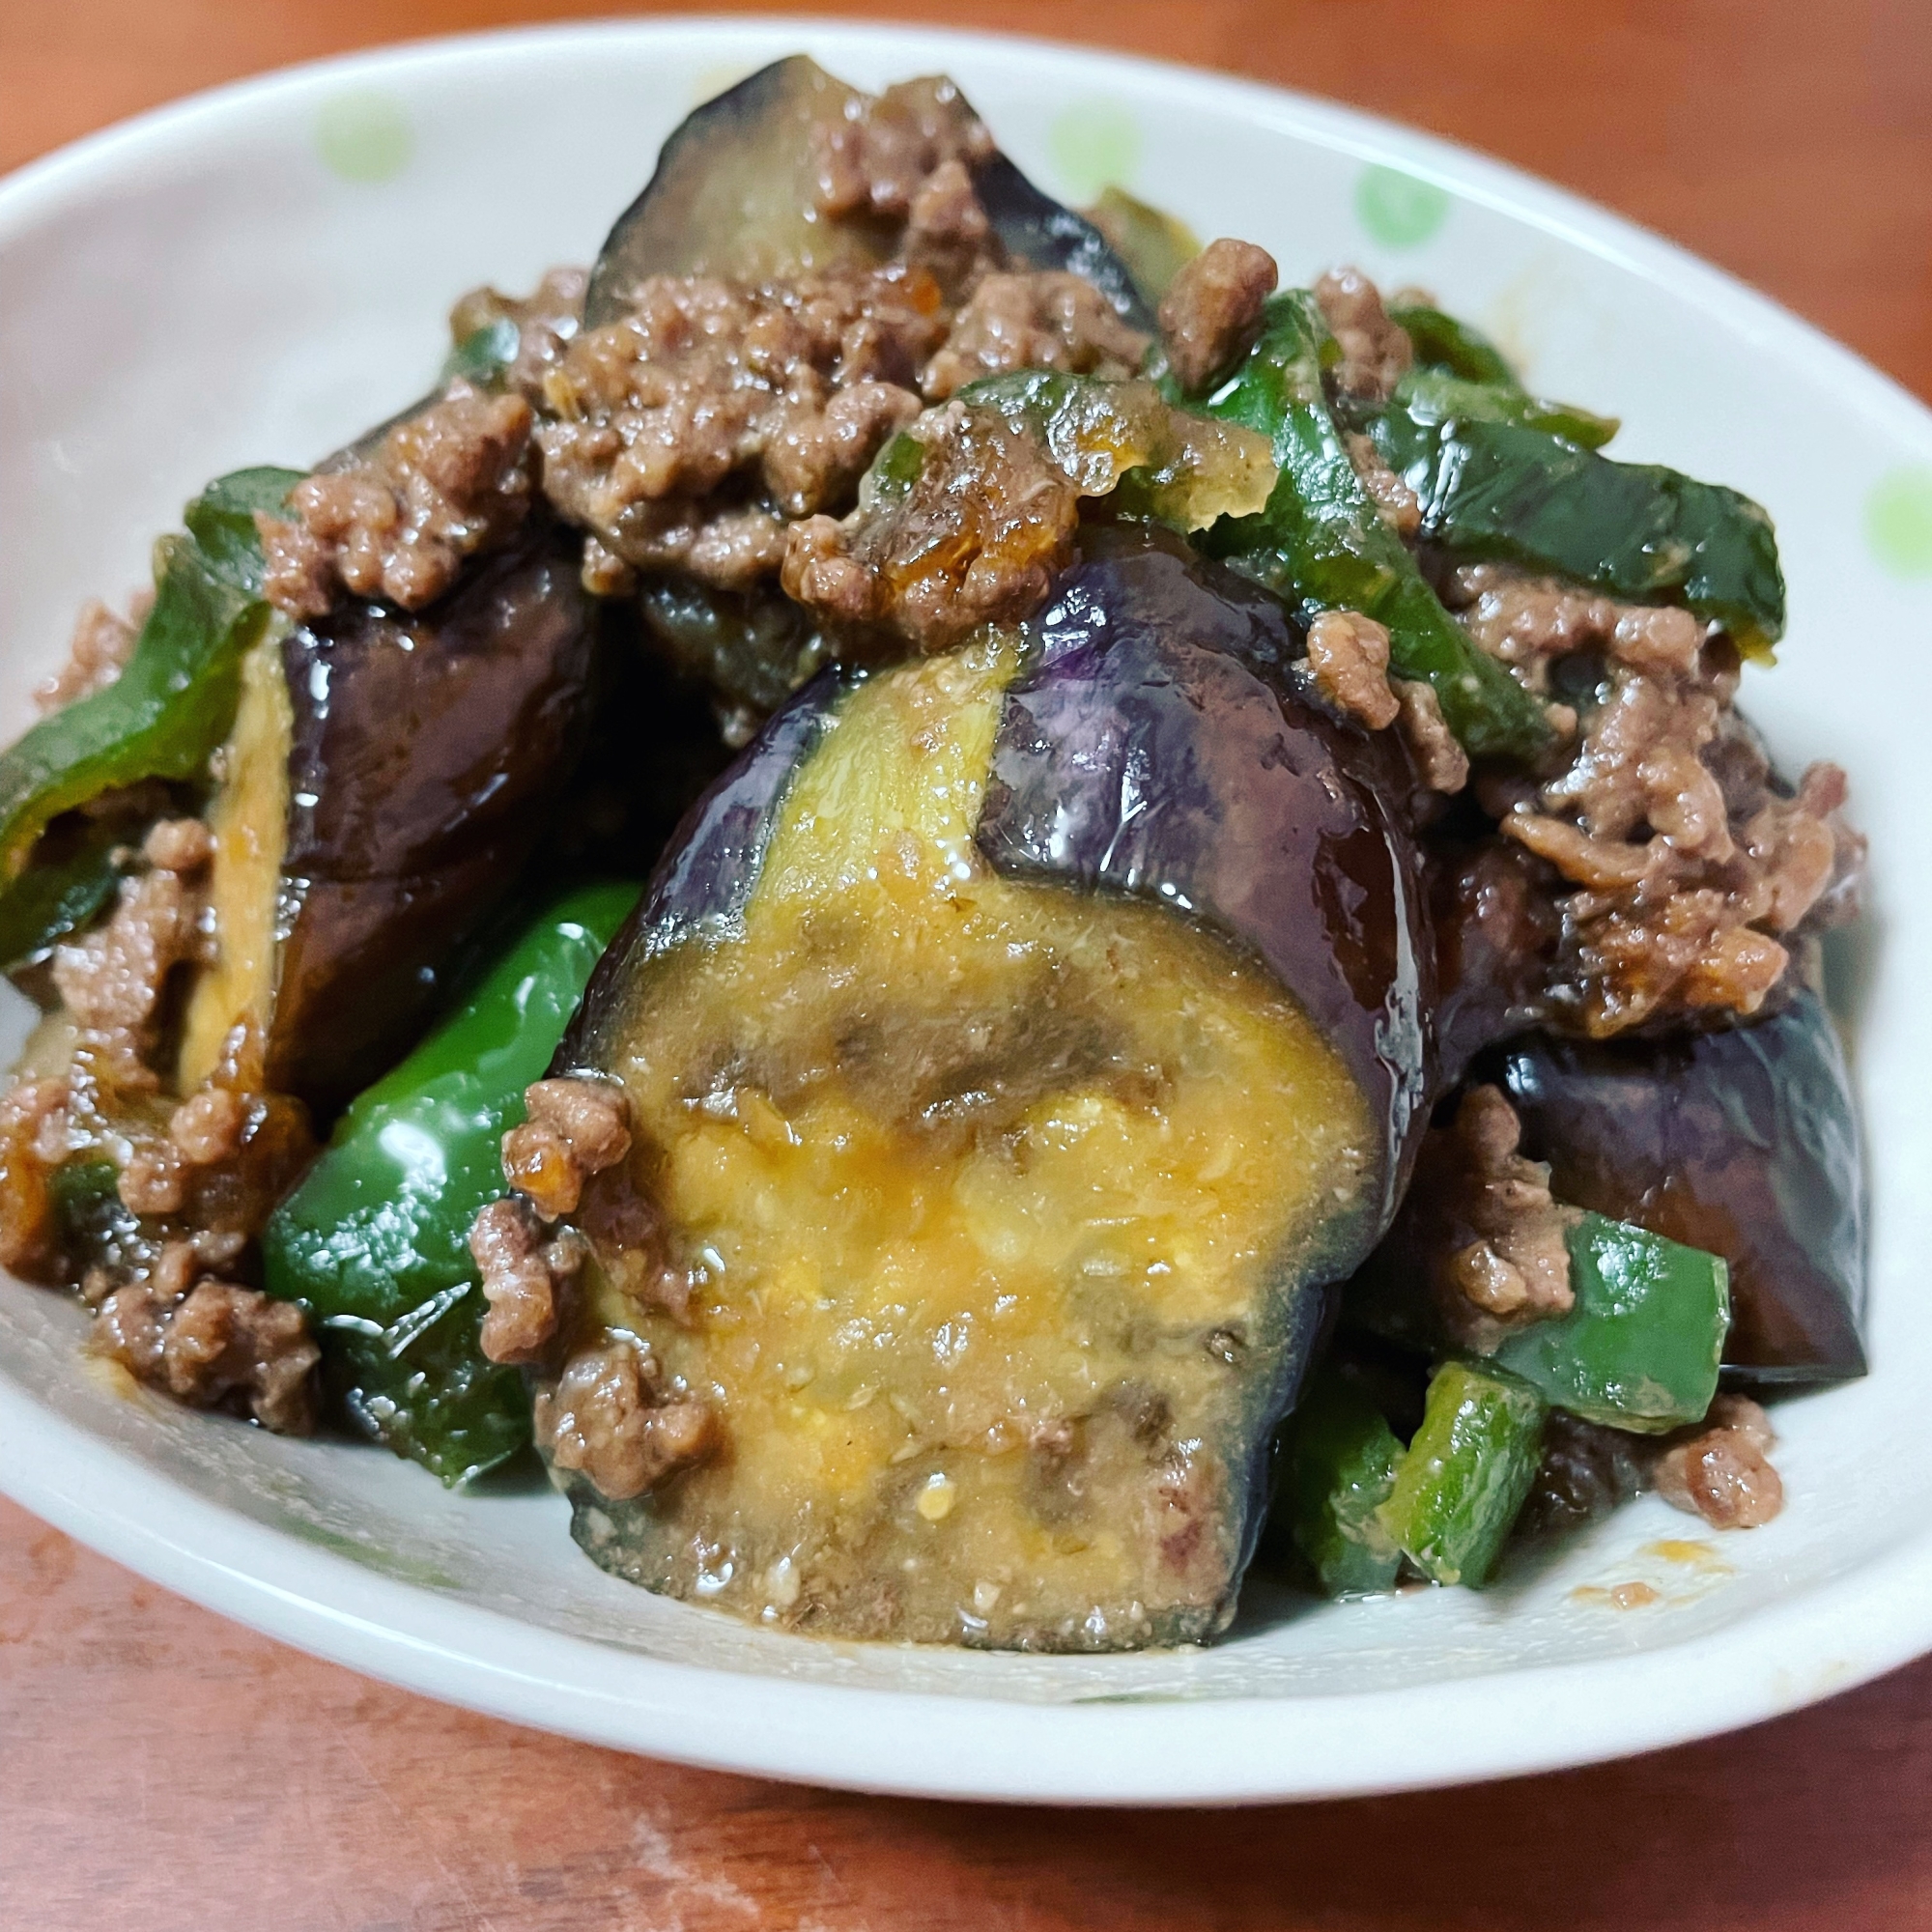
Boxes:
[1,16,1928,1805]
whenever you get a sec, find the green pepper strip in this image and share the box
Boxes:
[1491,1212,1730,1433]
[1384,369,1620,453]
[1387,302,1522,389]
[262,882,639,1486]
[1367,406,1785,652]
[1193,292,1552,761]
[1377,1359,1547,1588]
[1280,1367,1406,1597]
[0,468,304,970]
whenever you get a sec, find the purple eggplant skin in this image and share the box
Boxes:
[554,531,1432,1642]
[270,524,596,1109]
[570,532,1435,1239]
[575,529,1432,1203]
[978,530,1435,1232]
[1493,988,1866,1384]
[583,55,1153,330]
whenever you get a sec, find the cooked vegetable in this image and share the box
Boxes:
[960,369,1276,530]
[1365,405,1785,652]
[1348,1162,1733,1429]
[1495,992,1866,1383]
[178,522,598,1111]
[1386,301,1520,387]
[1489,1215,1729,1431]
[1278,1367,1405,1597]
[1377,1359,1546,1586]
[535,533,1429,1647]
[1191,292,1552,760]
[1084,186,1201,306]
[0,469,298,969]
[584,55,1151,327]
[264,884,636,1483]
[1382,368,1619,453]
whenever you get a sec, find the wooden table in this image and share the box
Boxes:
[3,2,1929,1924]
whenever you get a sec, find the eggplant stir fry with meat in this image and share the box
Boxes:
[0,59,1866,1648]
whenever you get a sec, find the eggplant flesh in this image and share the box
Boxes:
[542,537,1429,1648]
[584,55,1151,328]
[1494,990,1865,1384]
[179,524,596,1112]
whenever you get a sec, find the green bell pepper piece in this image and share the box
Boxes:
[1386,368,1619,452]
[1280,1368,1406,1597]
[183,467,305,594]
[1367,408,1785,652]
[1490,1212,1729,1433]
[0,468,303,969]
[0,820,131,970]
[1194,292,1552,761]
[1377,1359,1546,1587]
[440,318,521,388]
[1387,301,1521,388]
[262,882,638,1485]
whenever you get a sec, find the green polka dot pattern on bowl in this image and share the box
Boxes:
[1866,466,1932,578]
[314,89,414,185]
[1355,164,1450,249]
[1049,100,1140,203]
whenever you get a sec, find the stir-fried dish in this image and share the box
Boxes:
[0,60,1865,1648]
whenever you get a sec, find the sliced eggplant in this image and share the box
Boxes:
[584,55,1151,327]
[179,522,597,1112]
[1493,991,1866,1384]
[536,534,1430,1649]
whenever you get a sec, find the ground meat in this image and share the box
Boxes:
[1438,1086,1578,1325]
[1314,268,1413,402]
[501,1076,634,1222]
[38,595,143,712]
[50,864,203,1095]
[258,383,535,618]
[1652,1394,1783,1529]
[919,270,1151,400]
[536,269,939,590]
[94,1251,317,1435]
[534,1334,719,1500]
[1304,610,1401,729]
[781,398,1081,649]
[468,1196,587,1365]
[1448,563,1703,692]
[902,157,993,290]
[1443,563,1861,1036]
[810,75,997,291]
[167,1085,246,1165]
[448,266,587,403]
[1345,430,1423,538]
[113,1082,252,1217]
[1154,238,1278,393]
[0,1079,74,1277]
[1394,678,1470,793]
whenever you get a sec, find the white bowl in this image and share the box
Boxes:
[2,16,1929,1807]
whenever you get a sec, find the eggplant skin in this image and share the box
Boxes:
[551,536,1431,1647]
[584,55,1153,329]
[576,532,1435,1233]
[978,532,1435,1230]
[270,526,595,1107]
[1494,990,1866,1384]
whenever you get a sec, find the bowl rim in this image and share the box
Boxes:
[3,14,1929,1808]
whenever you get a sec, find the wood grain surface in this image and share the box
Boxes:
[3,2,1930,1926]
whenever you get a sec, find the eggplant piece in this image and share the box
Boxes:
[177,523,597,1113]
[584,55,1151,328]
[1493,990,1866,1384]
[537,533,1431,1649]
